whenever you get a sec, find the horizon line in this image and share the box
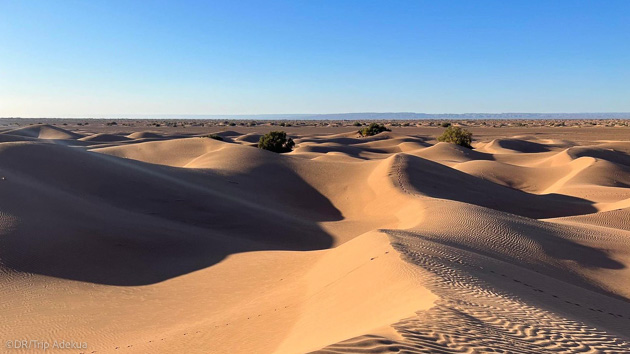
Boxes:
[2,112,630,120]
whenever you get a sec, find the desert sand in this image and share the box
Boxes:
[0,120,629,353]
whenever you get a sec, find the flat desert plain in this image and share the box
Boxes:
[1,120,630,353]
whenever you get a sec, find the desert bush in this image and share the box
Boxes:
[437,126,473,148]
[358,123,390,137]
[206,134,224,141]
[353,121,362,127]
[258,131,295,153]
[440,122,451,128]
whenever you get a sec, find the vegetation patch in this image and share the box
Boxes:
[205,134,224,141]
[358,123,390,137]
[258,131,295,153]
[437,126,473,148]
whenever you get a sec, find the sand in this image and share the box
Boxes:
[0,122,629,353]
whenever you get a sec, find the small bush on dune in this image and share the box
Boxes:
[353,121,362,127]
[206,134,224,141]
[358,123,390,137]
[437,126,473,148]
[440,122,451,128]
[258,131,295,153]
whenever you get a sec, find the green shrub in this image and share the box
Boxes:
[440,122,451,128]
[258,131,295,153]
[437,126,473,148]
[206,134,224,141]
[358,123,390,137]
[353,121,362,127]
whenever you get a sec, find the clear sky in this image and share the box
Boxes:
[1,0,629,117]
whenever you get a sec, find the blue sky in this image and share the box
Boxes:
[1,0,629,117]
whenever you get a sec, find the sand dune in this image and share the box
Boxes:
[414,141,494,165]
[481,137,554,153]
[79,133,131,142]
[1,127,629,353]
[548,207,630,232]
[126,131,164,139]
[456,156,630,194]
[1,123,84,140]
[93,137,228,167]
[235,132,263,144]
[395,154,596,218]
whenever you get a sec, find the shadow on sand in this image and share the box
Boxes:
[0,143,340,285]
[400,154,598,219]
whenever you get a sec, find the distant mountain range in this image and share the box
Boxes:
[4,112,630,120]
[276,112,630,120]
